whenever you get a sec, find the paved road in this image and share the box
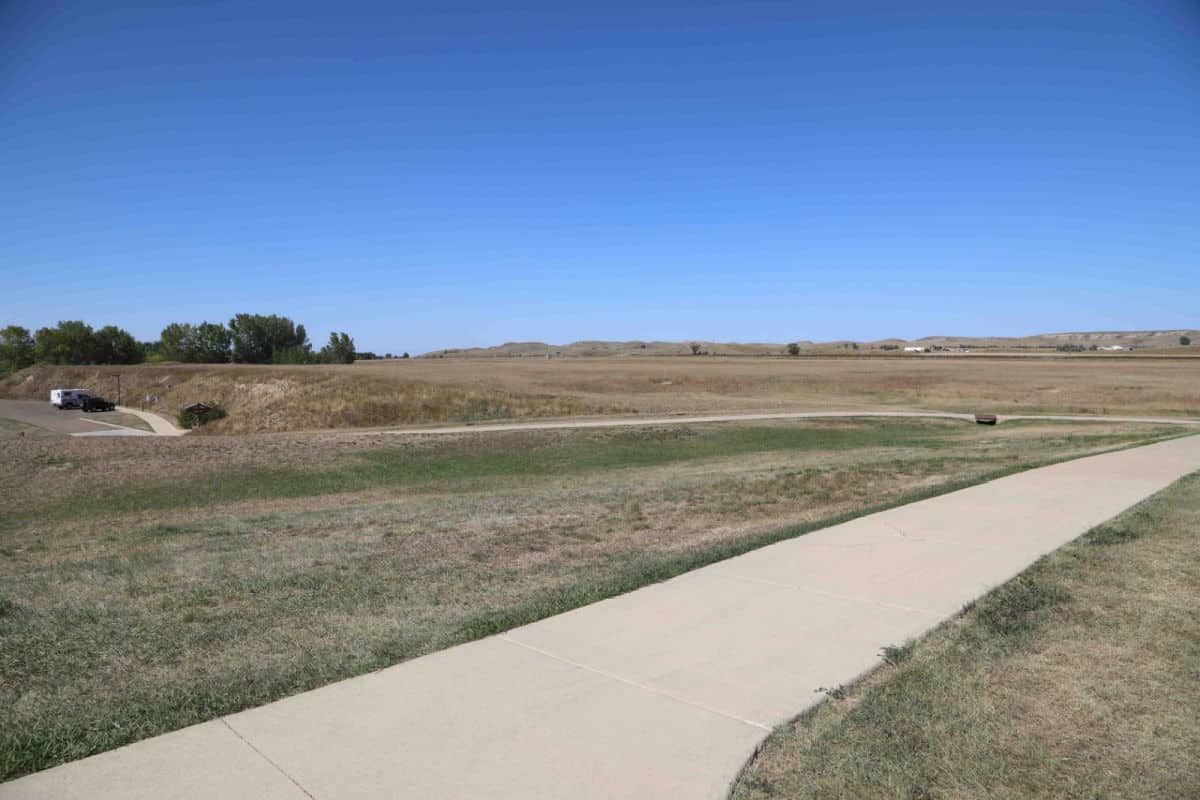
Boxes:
[5,433,1199,799]
[0,400,185,437]
[365,409,1200,437]
[0,399,147,436]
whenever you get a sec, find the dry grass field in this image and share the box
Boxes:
[2,355,1198,434]
[734,472,1200,800]
[0,416,1182,779]
[379,355,1200,418]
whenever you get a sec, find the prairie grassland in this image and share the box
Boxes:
[734,471,1200,800]
[371,355,1200,418]
[0,417,1181,780]
[2,355,1198,433]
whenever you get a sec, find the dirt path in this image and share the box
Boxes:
[5,434,1199,799]
[362,409,1200,437]
[6,394,1197,441]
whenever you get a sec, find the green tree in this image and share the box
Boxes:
[192,322,232,362]
[228,314,311,364]
[92,325,144,364]
[160,321,231,362]
[35,320,96,364]
[159,322,193,361]
[271,345,311,364]
[0,325,35,373]
[1181,336,1191,346]
[786,342,800,356]
[319,332,356,364]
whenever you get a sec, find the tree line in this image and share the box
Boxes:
[0,314,363,374]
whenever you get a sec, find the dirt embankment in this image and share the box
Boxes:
[0,364,599,434]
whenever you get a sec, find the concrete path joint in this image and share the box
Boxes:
[220,720,317,800]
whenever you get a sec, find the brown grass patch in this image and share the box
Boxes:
[734,472,1200,800]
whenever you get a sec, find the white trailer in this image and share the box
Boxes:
[50,388,90,409]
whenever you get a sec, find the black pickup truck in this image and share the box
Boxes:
[81,395,117,413]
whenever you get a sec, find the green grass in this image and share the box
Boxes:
[0,465,1034,782]
[734,472,1200,800]
[6,419,1175,528]
[443,460,1096,642]
[0,458,1174,783]
[0,419,1186,782]
[13,421,961,525]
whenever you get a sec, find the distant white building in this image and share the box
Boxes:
[903,346,926,352]
[1097,345,1130,351]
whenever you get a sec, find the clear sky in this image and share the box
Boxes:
[3,1,1198,353]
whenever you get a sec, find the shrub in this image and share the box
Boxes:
[177,403,228,429]
[880,641,915,666]
[975,575,1068,637]
[1087,524,1141,545]
[271,345,311,365]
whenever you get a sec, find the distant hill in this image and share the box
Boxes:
[423,340,795,358]
[907,330,1199,351]
[422,330,1198,357]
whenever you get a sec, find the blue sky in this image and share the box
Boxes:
[3,0,1198,353]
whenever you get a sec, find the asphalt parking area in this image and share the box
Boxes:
[0,399,146,436]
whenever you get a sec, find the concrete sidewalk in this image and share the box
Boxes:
[5,435,1199,799]
[115,406,189,436]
